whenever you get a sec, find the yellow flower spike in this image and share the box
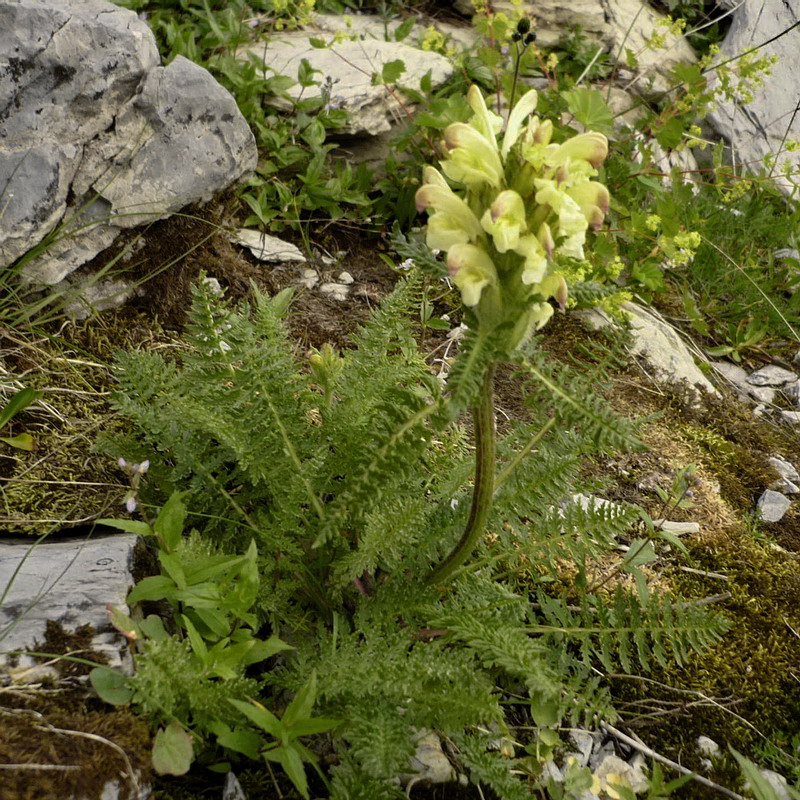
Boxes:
[481,190,527,253]
[442,123,504,187]
[447,243,498,307]
[501,88,539,157]
[534,180,589,248]
[466,84,504,140]
[552,131,608,168]
[514,235,548,285]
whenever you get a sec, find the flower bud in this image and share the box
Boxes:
[516,16,531,34]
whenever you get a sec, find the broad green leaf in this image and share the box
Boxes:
[244,634,294,665]
[380,59,405,84]
[181,614,208,662]
[0,433,34,450]
[152,722,194,776]
[730,748,783,800]
[283,670,318,728]
[263,745,309,800]
[0,387,41,428]
[140,614,168,641]
[154,491,187,552]
[215,725,263,760]
[309,37,327,49]
[229,699,284,741]
[90,667,133,705]
[96,518,153,536]
[394,16,415,41]
[127,575,177,605]
[562,88,614,135]
[297,58,318,87]
[159,551,187,590]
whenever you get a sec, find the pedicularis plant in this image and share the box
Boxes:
[417,81,610,585]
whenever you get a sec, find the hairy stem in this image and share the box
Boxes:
[426,364,496,586]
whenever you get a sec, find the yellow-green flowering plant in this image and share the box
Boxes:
[416,83,609,353]
[418,79,611,585]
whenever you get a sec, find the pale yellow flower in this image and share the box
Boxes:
[447,243,498,307]
[481,190,527,253]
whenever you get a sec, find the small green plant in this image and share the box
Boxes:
[0,386,40,451]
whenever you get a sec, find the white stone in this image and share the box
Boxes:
[757,490,791,523]
[405,730,454,786]
[0,534,140,674]
[233,229,306,263]
[780,410,800,426]
[707,0,800,196]
[652,520,701,535]
[753,769,792,800]
[297,268,320,290]
[747,385,776,405]
[337,271,355,284]
[747,365,798,387]
[696,735,720,757]
[319,282,350,301]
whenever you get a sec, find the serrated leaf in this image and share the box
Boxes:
[152,721,194,776]
[380,59,405,84]
[562,88,614,135]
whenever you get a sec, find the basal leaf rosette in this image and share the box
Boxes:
[415,85,610,351]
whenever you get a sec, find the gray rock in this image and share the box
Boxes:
[748,385,777,404]
[707,0,800,196]
[223,772,248,800]
[1,0,257,290]
[234,229,306,263]
[579,303,717,397]
[768,456,800,495]
[62,278,143,320]
[747,365,798,387]
[757,490,791,523]
[239,30,453,136]
[0,533,141,674]
[781,410,800,426]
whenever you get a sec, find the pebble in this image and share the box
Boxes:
[337,271,354,284]
[780,410,800,426]
[768,456,800,495]
[757,490,792,523]
[652,520,701,535]
[319,282,350,301]
[696,735,720,757]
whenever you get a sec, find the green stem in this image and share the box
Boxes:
[426,364,496,586]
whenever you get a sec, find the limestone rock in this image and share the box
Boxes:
[1,0,257,290]
[0,533,141,674]
[707,0,800,195]
[238,27,453,136]
[757,490,791,523]
[747,365,798,387]
[577,303,717,397]
[234,229,306,263]
[769,456,800,495]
